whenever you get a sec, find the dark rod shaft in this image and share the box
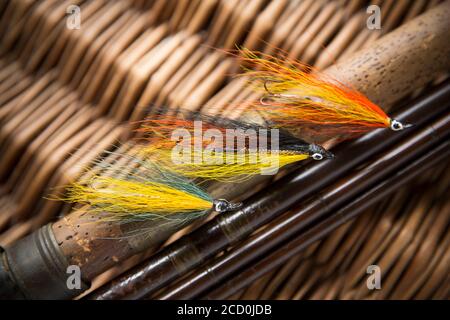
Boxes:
[205,140,450,299]
[89,82,450,300]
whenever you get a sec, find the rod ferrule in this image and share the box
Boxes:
[0,224,89,299]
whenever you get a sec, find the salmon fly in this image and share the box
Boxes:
[236,48,411,140]
[60,153,242,231]
[135,114,333,182]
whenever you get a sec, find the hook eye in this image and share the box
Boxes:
[213,199,242,213]
[312,153,324,161]
[390,120,403,131]
[390,119,414,131]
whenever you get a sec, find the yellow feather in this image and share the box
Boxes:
[142,148,309,182]
[64,176,212,220]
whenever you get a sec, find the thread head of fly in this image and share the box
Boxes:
[213,199,242,213]
[390,119,412,131]
[308,144,334,161]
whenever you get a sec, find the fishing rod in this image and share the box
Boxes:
[89,81,450,300]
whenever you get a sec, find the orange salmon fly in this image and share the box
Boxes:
[237,48,411,140]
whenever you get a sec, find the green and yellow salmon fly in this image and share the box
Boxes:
[59,154,242,228]
[135,114,333,182]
